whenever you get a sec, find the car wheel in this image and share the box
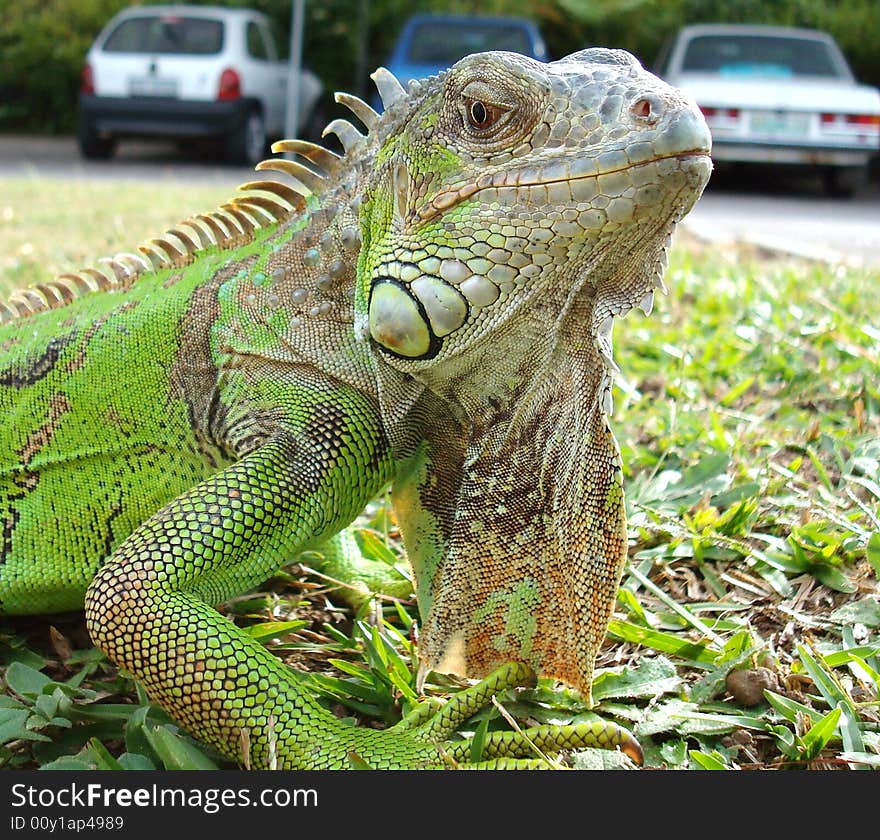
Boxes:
[77,116,116,160]
[227,108,267,166]
[822,166,863,199]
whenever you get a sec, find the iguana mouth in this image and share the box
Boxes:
[416,150,712,223]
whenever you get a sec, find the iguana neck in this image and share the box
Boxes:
[375,202,673,427]
[209,166,378,395]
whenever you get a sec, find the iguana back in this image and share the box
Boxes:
[0,131,377,613]
[1,245,224,610]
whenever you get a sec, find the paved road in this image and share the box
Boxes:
[0,134,253,184]
[1,134,879,267]
[688,166,880,268]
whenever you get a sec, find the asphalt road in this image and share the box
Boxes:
[1,134,879,267]
[688,165,880,268]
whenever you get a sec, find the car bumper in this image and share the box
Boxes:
[711,140,874,168]
[79,94,251,139]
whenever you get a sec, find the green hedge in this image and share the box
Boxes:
[0,0,130,132]
[1,0,877,134]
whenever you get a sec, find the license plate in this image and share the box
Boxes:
[129,76,179,97]
[749,111,810,137]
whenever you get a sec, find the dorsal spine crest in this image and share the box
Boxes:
[0,67,409,326]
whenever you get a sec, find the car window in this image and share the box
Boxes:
[407,22,531,64]
[102,15,224,55]
[681,35,841,78]
[246,21,269,61]
[270,21,289,60]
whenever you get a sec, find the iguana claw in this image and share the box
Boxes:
[396,663,643,768]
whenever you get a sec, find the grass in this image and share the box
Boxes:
[1,175,878,770]
[0,177,234,291]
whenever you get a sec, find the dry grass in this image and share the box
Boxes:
[0,177,234,297]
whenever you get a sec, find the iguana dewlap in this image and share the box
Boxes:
[0,48,711,768]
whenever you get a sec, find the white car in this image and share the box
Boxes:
[656,24,880,196]
[78,4,324,165]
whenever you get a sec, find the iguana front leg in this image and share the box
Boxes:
[83,383,416,769]
[389,309,626,705]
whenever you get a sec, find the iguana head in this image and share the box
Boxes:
[358,48,711,375]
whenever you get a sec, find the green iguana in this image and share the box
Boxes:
[0,48,711,769]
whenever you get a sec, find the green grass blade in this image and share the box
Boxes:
[607,619,719,664]
[800,707,841,761]
[763,690,822,725]
[797,645,849,707]
[242,620,307,642]
[143,725,219,771]
[688,749,732,770]
[836,700,866,766]
[867,532,880,576]
[626,565,725,644]
[470,717,490,764]
[355,528,401,566]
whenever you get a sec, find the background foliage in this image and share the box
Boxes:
[0,0,878,133]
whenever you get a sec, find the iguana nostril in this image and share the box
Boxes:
[631,95,662,124]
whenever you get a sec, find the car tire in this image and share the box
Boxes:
[77,116,116,160]
[226,107,267,167]
[822,166,863,199]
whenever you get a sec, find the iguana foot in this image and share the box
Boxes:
[304,528,412,610]
[386,662,643,768]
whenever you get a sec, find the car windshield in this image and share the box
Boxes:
[681,35,842,79]
[103,15,224,55]
[406,22,531,65]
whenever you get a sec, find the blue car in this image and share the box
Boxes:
[379,13,548,106]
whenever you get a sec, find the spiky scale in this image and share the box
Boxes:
[222,204,257,233]
[146,238,184,264]
[335,91,380,132]
[230,195,291,222]
[371,66,407,109]
[167,228,200,255]
[238,179,308,211]
[322,118,366,154]
[255,158,326,195]
[44,279,76,304]
[197,213,231,241]
[98,257,133,281]
[271,138,342,173]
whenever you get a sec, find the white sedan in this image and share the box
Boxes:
[656,24,880,196]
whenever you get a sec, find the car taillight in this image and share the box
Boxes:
[218,68,241,101]
[80,63,95,95]
[700,106,740,119]
[821,113,880,126]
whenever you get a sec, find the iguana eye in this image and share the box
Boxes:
[451,77,536,150]
[465,98,504,131]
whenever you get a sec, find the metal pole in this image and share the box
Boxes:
[285,0,305,142]
[355,0,369,98]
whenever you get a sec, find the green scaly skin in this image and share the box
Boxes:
[0,48,711,768]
